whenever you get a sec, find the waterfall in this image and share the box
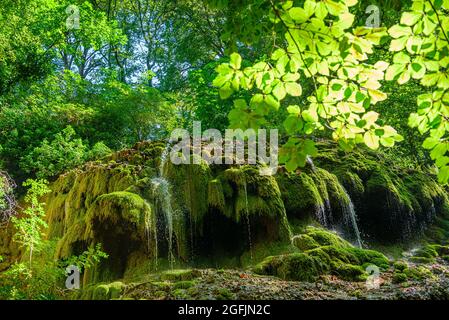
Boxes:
[150,145,175,268]
[144,207,158,270]
[315,203,328,228]
[314,199,333,228]
[341,187,363,248]
[306,155,316,171]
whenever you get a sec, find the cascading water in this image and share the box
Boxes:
[341,187,363,248]
[150,145,175,268]
[315,203,329,228]
[144,207,158,269]
[306,155,316,171]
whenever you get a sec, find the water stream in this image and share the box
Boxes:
[341,187,363,248]
[150,145,175,268]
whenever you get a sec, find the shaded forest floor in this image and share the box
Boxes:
[81,259,449,300]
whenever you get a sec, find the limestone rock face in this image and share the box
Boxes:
[2,140,449,284]
[43,141,292,283]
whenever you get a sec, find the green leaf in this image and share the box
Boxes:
[264,94,280,110]
[272,83,287,101]
[422,137,440,150]
[283,116,303,134]
[393,52,411,64]
[380,136,395,147]
[438,165,449,184]
[287,105,301,115]
[400,12,422,26]
[285,82,302,97]
[364,131,380,150]
[302,109,318,123]
[362,111,379,127]
[219,84,233,99]
[375,128,385,136]
[230,53,242,70]
[289,7,309,23]
[389,25,411,38]
[408,113,421,127]
[303,139,318,157]
[331,83,343,91]
[430,143,447,160]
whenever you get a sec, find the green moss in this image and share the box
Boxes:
[213,166,292,241]
[92,284,110,300]
[312,168,349,209]
[410,244,441,264]
[89,282,125,300]
[291,234,320,251]
[404,266,435,281]
[240,241,298,267]
[276,172,323,216]
[254,253,325,282]
[409,256,434,264]
[393,272,408,284]
[338,171,365,195]
[166,158,211,226]
[108,281,125,299]
[302,226,352,248]
[413,245,439,259]
[160,269,200,281]
[173,280,195,290]
[207,179,225,212]
[222,166,287,221]
[333,263,366,282]
[172,288,190,299]
[254,227,389,282]
[215,288,236,300]
[393,261,408,272]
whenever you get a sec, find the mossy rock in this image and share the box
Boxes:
[433,244,449,256]
[254,253,325,282]
[410,244,442,264]
[173,280,196,290]
[291,234,320,251]
[108,281,126,299]
[413,245,439,259]
[215,288,236,300]
[172,289,190,299]
[255,227,389,282]
[93,284,110,300]
[409,256,435,264]
[302,226,352,248]
[393,261,408,272]
[91,282,125,300]
[392,272,408,284]
[404,266,435,281]
[160,269,201,281]
[332,263,366,282]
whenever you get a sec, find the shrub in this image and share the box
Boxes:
[21,126,87,179]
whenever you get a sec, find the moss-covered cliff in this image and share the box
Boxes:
[2,140,449,288]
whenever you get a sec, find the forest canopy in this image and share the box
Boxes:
[0,0,448,183]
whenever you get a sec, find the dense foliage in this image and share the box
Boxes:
[1,0,449,300]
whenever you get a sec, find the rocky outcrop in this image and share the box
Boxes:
[2,140,449,286]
